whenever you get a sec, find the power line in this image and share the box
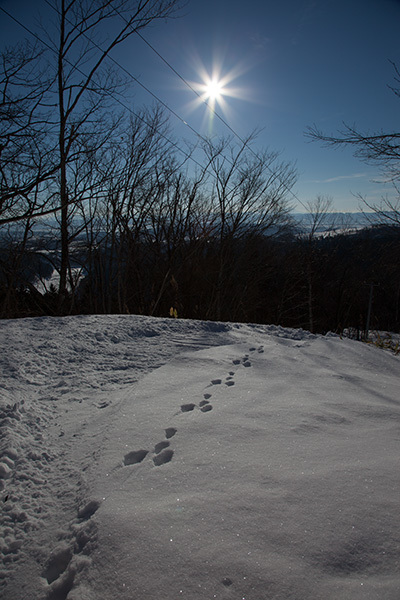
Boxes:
[1,3,307,211]
[116,19,309,211]
[0,5,205,173]
[134,29,250,147]
[131,30,309,211]
[15,0,237,179]
[41,0,211,146]
[51,0,307,210]
[3,1,261,184]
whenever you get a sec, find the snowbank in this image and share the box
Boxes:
[1,315,399,599]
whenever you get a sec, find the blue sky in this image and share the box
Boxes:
[1,0,400,211]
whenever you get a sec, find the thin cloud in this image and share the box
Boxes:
[309,173,367,184]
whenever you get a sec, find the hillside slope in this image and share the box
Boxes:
[1,316,399,599]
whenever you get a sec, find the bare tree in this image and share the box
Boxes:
[145,166,213,317]
[306,121,400,183]
[43,0,181,308]
[306,63,400,226]
[305,62,400,182]
[300,196,335,332]
[357,189,400,227]
[73,106,179,313]
[203,133,296,240]
[0,1,181,313]
[201,133,297,319]
[0,42,57,225]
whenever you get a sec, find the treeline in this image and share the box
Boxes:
[61,221,400,335]
[0,105,298,322]
[1,203,399,335]
[1,91,399,332]
[0,0,298,324]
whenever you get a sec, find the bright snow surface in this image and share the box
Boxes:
[1,315,399,600]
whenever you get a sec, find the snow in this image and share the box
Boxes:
[1,315,399,600]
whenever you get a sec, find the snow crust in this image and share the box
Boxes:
[0,315,399,599]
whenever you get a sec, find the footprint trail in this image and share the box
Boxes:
[42,499,100,599]
[120,343,263,473]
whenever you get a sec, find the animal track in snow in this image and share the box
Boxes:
[122,437,176,470]
[203,393,212,400]
[153,449,174,466]
[154,441,170,454]
[211,379,222,385]
[123,449,148,465]
[199,399,213,412]
[233,354,252,367]
[180,403,196,412]
[225,370,236,385]
[249,345,264,353]
[121,428,178,472]
[165,427,177,439]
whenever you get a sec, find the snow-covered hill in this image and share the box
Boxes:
[1,315,399,599]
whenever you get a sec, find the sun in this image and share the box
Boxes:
[195,73,227,109]
[205,77,224,102]
[184,55,250,132]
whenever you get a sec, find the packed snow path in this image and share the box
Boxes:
[0,315,399,599]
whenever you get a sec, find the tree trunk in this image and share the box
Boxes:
[57,0,69,313]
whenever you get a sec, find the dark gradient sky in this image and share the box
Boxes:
[1,0,400,211]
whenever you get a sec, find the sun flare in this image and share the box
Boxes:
[185,55,250,132]
[205,78,224,101]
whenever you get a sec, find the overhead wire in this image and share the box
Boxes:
[1,3,307,210]
[0,5,207,175]
[134,29,250,147]
[111,4,309,210]
[1,2,245,194]
[42,0,213,149]
[131,29,309,211]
